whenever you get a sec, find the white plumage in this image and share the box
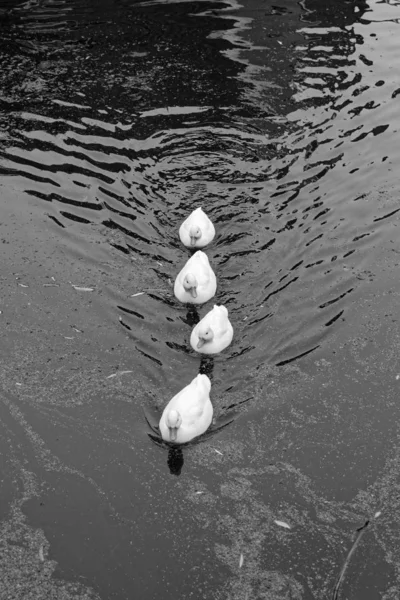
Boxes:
[174,250,217,304]
[159,374,213,444]
[190,304,233,354]
[179,207,215,248]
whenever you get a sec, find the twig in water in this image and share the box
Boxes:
[331,520,370,600]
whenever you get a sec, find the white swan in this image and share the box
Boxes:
[159,374,213,444]
[190,304,233,355]
[174,250,217,304]
[179,207,216,248]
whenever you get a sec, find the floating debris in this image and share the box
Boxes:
[64,336,74,340]
[213,449,223,456]
[332,520,370,600]
[374,511,382,518]
[43,283,60,287]
[131,292,145,297]
[239,553,244,568]
[16,383,22,386]
[195,491,204,495]
[107,370,133,379]
[72,326,83,333]
[72,285,94,292]
[38,546,44,562]
[18,283,29,288]
[274,520,291,529]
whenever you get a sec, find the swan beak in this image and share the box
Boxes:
[169,427,178,442]
[190,236,196,246]
[197,338,205,349]
[190,287,197,298]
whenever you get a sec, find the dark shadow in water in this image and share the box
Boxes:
[199,355,214,380]
[184,305,200,327]
[167,448,184,476]
[304,0,370,26]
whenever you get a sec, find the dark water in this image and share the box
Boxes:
[1,0,400,598]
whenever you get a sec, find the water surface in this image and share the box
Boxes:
[1,0,400,598]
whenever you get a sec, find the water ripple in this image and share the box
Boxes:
[1,0,400,598]
[0,0,399,399]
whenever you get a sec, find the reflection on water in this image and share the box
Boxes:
[167,447,184,476]
[1,0,400,597]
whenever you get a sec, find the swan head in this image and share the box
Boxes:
[189,225,202,246]
[183,273,198,298]
[197,326,214,348]
[166,409,182,442]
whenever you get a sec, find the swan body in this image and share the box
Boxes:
[179,207,215,248]
[159,374,213,444]
[190,304,233,355]
[174,250,217,304]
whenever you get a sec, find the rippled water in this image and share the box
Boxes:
[1,0,400,598]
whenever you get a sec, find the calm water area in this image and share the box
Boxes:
[1,0,400,598]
